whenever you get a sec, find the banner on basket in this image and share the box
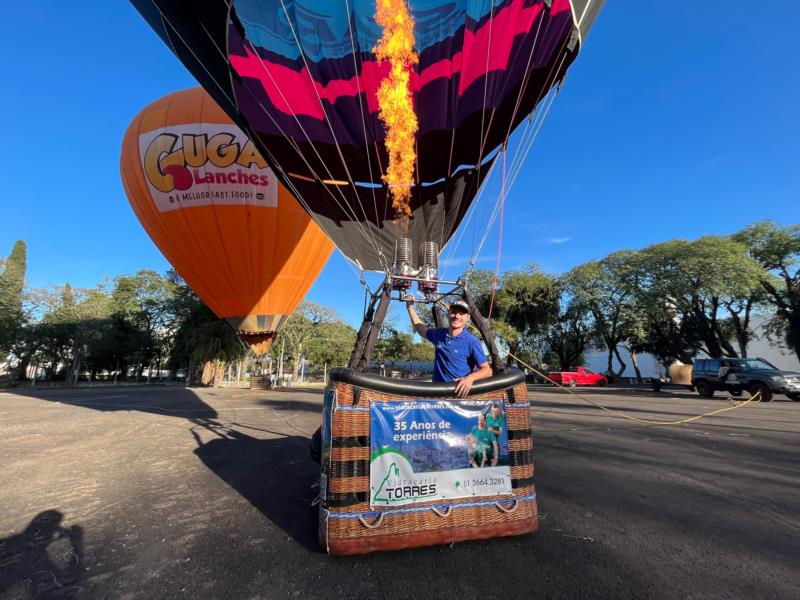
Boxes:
[370,400,511,507]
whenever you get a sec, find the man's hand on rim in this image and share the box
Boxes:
[454,374,475,397]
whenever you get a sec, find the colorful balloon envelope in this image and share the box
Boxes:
[129,1,604,271]
[120,87,334,354]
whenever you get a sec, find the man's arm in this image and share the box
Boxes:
[405,295,428,338]
[454,361,492,397]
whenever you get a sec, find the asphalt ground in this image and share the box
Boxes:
[0,383,798,599]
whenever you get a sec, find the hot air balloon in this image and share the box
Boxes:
[128,0,605,556]
[120,87,334,355]
[129,0,602,272]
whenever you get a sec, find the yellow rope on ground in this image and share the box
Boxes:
[509,350,760,425]
[460,318,760,425]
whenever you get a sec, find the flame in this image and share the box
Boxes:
[374,0,418,223]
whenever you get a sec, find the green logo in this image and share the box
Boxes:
[372,462,401,503]
[372,461,438,504]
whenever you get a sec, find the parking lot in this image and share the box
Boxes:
[1,384,798,599]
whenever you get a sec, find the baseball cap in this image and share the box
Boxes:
[449,299,470,313]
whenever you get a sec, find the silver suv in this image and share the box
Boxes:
[691,358,800,402]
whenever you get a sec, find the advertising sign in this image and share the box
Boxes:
[138,123,278,212]
[370,400,511,507]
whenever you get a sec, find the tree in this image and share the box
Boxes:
[40,285,113,384]
[18,286,75,380]
[466,265,560,367]
[409,340,434,362]
[619,309,648,383]
[0,240,27,358]
[564,251,639,379]
[734,221,800,361]
[111,270,176,380]
[632,236,765,365]
[274,302,343,381]
[375,326,414,367]
[494,266,560,339]
[542,299,592,370]
[306,321,356,369]
[167,274,243,385]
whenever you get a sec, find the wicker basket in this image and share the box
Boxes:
[250,375,270,390]
[318,368,538,555]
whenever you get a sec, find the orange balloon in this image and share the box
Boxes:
[121,88,334,355]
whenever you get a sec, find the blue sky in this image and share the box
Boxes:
[1,1,798,328]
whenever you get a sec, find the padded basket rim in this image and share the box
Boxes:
[329,367,525,397]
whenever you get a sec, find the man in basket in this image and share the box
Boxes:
[405,296,493,397]
[309,298,493,464]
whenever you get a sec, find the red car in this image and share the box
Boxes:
[547,366,608,387]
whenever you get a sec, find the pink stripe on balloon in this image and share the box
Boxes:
[456,1,543,94]
[552,0,572,15]
[231,0,564,119]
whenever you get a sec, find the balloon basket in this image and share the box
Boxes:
[250,376,270,390]
[317,368,538,555]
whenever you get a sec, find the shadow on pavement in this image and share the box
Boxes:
[4,386,218,420]
[190,420,320,552]
[253,396,323,414]
[0,510,84,599]
[277,386,324,396]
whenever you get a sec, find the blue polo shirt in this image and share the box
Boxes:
[426,328,488,382]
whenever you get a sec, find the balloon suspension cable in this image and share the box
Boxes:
[468,0,540,265]
[442,7,547,280]
[487,147,507,323]
[146,1,389,275]
[438,0,500,279]
[516,346,763,427]
[467,62,566,276]
[344,0,383,253]
[458,22,572,279]
[441,153,499,279]
[472,0,497,219]
[223,322,261,373]
[234,27,386,266]
[243,33,387,269]
[149,0,575,285]
[275,0,389,267]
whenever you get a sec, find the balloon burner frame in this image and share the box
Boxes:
[348,239,505,374]
[390,238,447,299]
